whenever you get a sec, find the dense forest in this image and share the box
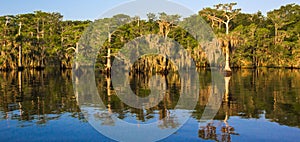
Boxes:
[0,3,299,71]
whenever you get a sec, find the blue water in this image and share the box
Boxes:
[0,69,299,141]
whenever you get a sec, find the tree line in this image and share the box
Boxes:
[0,11,90,70]
[0,3,299,71]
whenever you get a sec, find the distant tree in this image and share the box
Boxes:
[157,12,180,38]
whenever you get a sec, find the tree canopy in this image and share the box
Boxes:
[0,3,299,71]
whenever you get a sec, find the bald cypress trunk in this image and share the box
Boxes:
[18,22,23,70]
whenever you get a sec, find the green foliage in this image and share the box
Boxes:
[199,3,300,68]
[0,11,90,70]
[0,3,299,70]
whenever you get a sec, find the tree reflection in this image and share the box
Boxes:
[0,68,299,139]
[196,69,300,141]
[198,75,239,142]
[96,60,182,128]
[0,69,83,127]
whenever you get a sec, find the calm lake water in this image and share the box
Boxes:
[0,68,299,142]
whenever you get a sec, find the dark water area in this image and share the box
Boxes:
[0,68,299,141]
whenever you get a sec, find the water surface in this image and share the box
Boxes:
[0,69,299,141]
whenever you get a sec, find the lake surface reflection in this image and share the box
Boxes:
[0,68,299,141]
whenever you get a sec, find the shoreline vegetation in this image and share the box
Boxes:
[0,3,299,72]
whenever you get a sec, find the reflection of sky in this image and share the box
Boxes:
[0,0,298,20]
[0,113,112,142]
[163,116,300,142]
[68,106,300,141]
[1,110,300,141]
[81,105,193,141]
[228,116,300,142]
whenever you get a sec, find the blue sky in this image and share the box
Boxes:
[0,0,298,20]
